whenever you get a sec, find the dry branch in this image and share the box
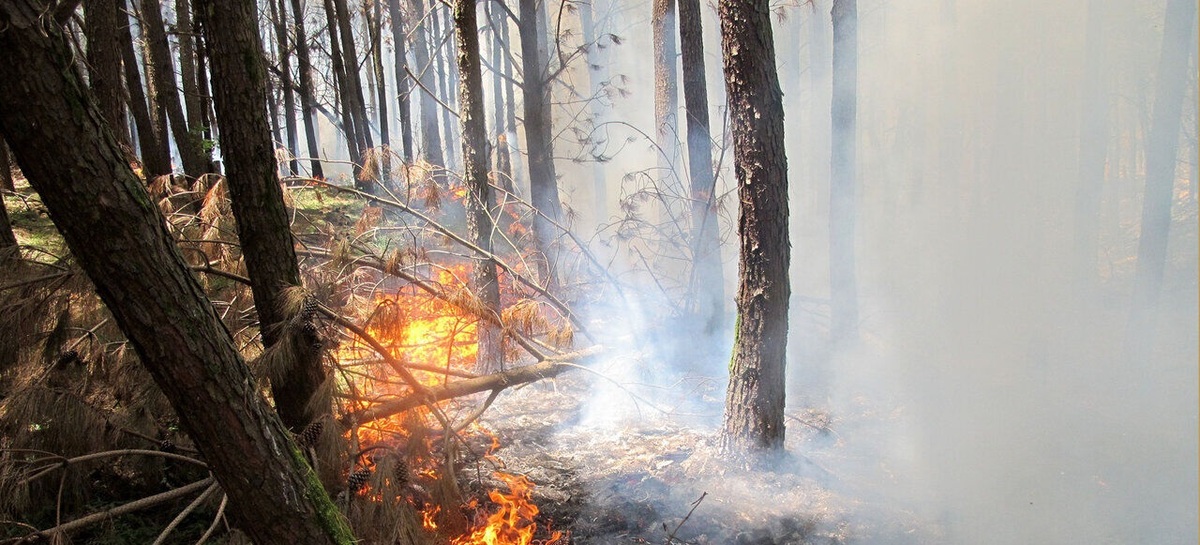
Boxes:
[339,345,604,429]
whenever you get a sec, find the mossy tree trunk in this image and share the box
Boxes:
[0,2,354,541]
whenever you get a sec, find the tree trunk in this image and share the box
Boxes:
[652,0,680,197]
[369,0,392,188]
[268,0,300,175]
[413,0,445,167]
[454,0,504,373]
[718,0,790,452]
[519,0,561,284]
[290,0,325,177]
[829,0,858,344]
[0,185,15,249]
[141,0,209,178]
[0,138,13,192]
[323,0,362,175]
[194,0,329,432]
[332,0,373,166]
[176,0,212,172]
[579,0,609,222]
[0,2,355,540]
[487,0,513,188]
[194,21,219,150]
[387,0,414,163]
[1127,0,1196,357]
[433,4,459,171]
[84,0,130,146]
[120,0,172,178]
[678,0,722,332]
[808,0,831,210]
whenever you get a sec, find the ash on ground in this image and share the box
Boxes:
[464,372,943,545]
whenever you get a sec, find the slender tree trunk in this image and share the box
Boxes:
[141,0,209,177]
[829,0,858,344]
[84,0,130,146]
[323,0,362,174]
[194,21,218,148]
[1072,0,1110,289]
[652,0,680,197]
[369,0,392,189]
[0,138,13,192]
[1127,0,1196,357]
[290,0,325,177]
[433,4,459,170]
[413,0,445,167]
[718,0,790,452]
[195,0,329,432]
[387,0,414,163]
[579,0,608,221]
[332,0,373,160]
[0,173,14,248]
[519,0,561,284]
[0,2,355,540]
[268,0,301,175]
[808,0,831,209]
[120,0,172,177]
[175,0,212,172]
[678,0,722,332]
[454,0,503,373]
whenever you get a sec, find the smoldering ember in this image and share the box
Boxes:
[0,0,1195,543]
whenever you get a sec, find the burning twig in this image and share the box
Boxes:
[340,346,605,430]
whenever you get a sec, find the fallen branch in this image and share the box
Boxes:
[340,345,604,429]
[6,477,214,543]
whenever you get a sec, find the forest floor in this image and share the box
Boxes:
[463,369,944,545]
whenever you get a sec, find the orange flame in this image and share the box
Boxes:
[452,472,563,545]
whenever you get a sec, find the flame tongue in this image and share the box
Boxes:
[451,472,562,545]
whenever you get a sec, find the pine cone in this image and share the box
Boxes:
[296,420,323,447]
[55,349,80,368]
[392,456,409,486]
[301,320,322,349]
[159,439,176,452]
[348,467,372,492]
[301,297,319,320]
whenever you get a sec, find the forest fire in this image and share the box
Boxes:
[452,472,563,545]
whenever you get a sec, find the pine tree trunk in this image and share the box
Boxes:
[84,0,130,146]
[413,0,444,167]
[519,0,561,284]
[369,0,392,188]
[718,0,790,452]
[652,0,680,196]
[268,0,301,175]
[678,0,723,332]
[1127,0,1196,357]
[433,5,459,170]
[829,0,858,344]
[332,0,373,164]
[0,138,12,192]
[120,0,172,178]
[454,0,504,373]
[176,0,211,172]
[290,0,325,177]
[194,23,219,148]
[387,0,414,163]
[0,2,355,540]
[0,185,15,248]
[141,0,209,178]
[323,0,362,175]
[194,0,328,432]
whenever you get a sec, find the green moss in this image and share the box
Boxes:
[289,443,357,544]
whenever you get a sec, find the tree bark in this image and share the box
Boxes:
[677,0,722,332]
[0,138,12,192]
[413,0,445,167]
[1127,0,1196,356]
[433,3,459,170]
[454,0,504,373]
[0,2,355,541]
[368,0,392,188]
[322,0,362,175]
[331,0,373,166]
[718,0,790,452]
[387,0,414,162]
[0,186,15,248]
[268,0,301,175]
[652,0,680,195]
[194,0,328,432]
[519,0,561,284]
[175,0,211,173]
[141,0,209,178]
[120,0,172,178]
[829,0,858,344]
[84,0,130,146]
[290,0,325,177]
